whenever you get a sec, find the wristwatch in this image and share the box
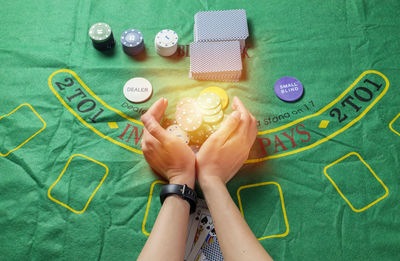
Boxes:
[160,184,197,213]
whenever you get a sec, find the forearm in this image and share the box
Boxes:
[138,177,194,261]
[200,176,273,261]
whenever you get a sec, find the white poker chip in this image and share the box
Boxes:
[123,77,153,103]
[175,101,203,132]
[154,29,178,56]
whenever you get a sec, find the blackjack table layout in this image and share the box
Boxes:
[1,1,400,260]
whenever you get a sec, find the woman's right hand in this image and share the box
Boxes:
[196,96,258,185]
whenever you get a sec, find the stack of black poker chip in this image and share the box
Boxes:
[88,23,115,51]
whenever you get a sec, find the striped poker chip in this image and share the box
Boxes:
[203,110,224,124]
[188,124,213,145]
[88,22,115,51]
[201,104,222,116]
[121,29,144,56]
[175,102,202,132]
[121,29,143,47]
[89,23,112,43]
[176,97,196,110]
[154,29,179,56]
[166,124,190,144]
[188,132,204,145]
[200,87,229,110]
[210,115,226,132]
[197,92,221,110]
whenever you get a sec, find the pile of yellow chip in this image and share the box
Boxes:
[166,87,229,148]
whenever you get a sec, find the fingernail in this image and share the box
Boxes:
[232,96,239,108]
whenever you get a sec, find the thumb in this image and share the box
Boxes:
[207,111,241,146]
[141,98,168,123]
[142,116,169,144]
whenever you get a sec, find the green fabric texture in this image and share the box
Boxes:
[1,0,400,260]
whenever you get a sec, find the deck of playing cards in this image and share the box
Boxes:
[194,9,249,52]
[189,9,249,82]
[184,199,224,261]
[190,41,242,82]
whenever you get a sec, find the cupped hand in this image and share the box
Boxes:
[196,96,258,185]
[141,98,196,187]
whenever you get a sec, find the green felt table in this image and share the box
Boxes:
[1,0,399,260]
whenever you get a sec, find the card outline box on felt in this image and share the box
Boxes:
[0,103,47,157]
[389,112,400,136]
[323,152,389,212]
[142,180,168,236]
[237,181,289,240]
[47,154,109,214]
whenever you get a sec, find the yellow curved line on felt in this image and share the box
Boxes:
[389,113,400,136]
[237,182,289,240]
[323,152,389,212]
[142,180,168,236]
[246,70,389,164]
[48,69,143,155]
[47,154,109,214]
[0,103,47,157]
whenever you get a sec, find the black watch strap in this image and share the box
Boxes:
[160,184,197,213]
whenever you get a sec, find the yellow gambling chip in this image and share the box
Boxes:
[200,87,229,110]
[203,110,224,124]
[197,92,221,110]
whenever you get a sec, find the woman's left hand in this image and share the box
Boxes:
[140,98,196,187]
